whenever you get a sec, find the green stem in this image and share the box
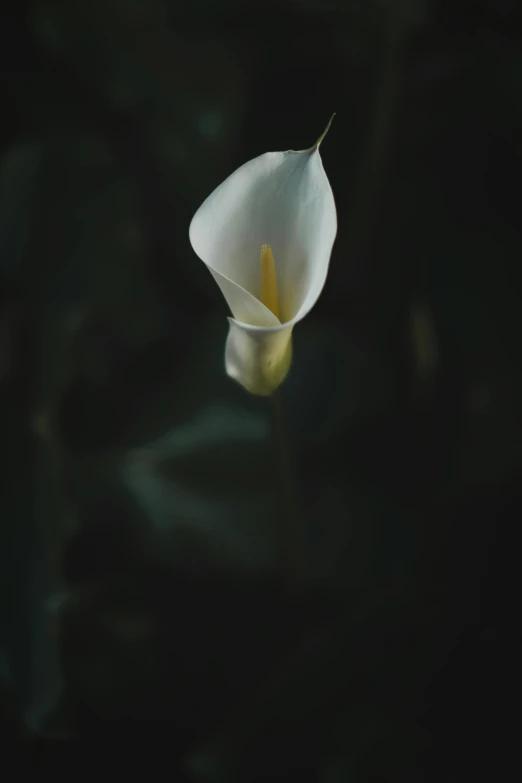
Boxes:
[269,389,303,586]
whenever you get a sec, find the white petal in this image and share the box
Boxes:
[208,267,280,328]
[225,319,293,396]
[189,146,336,324]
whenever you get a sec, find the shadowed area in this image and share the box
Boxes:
[1,0,519,779]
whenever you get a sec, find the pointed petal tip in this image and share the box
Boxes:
[312,113,336,151]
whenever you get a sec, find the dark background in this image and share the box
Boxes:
[1,0,520,779]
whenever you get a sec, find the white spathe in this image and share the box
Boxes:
[189,127,337,395]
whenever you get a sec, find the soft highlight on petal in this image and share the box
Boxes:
[209,267,280,328]
[189,145,336,324]
[225,320,293,396]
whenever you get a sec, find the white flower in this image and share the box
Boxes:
[189,119,337,395]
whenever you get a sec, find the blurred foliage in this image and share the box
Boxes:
[1,0,520,779]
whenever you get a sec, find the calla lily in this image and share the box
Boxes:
[189,119,337,396]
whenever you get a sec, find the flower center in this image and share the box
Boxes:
[260,243,279,319]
